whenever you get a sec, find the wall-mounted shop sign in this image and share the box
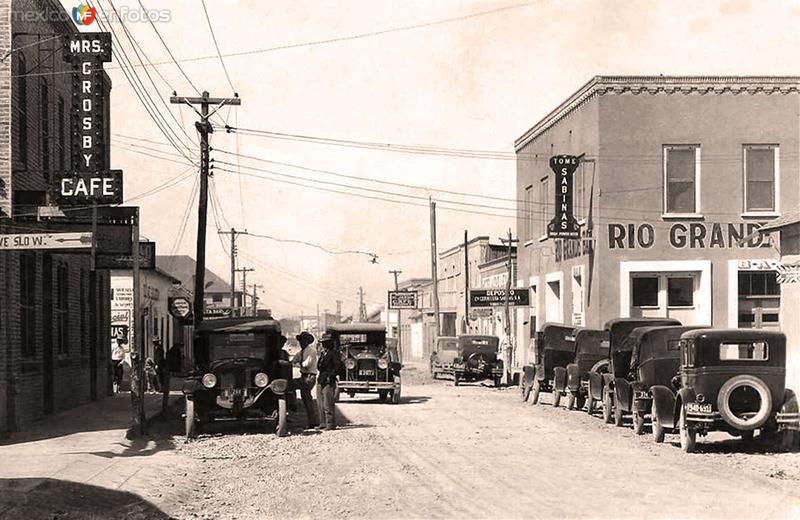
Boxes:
[95,241,156,270]
[555,228,595,263]
[169,297,193,323]
[607,222,771,250]
[63,33,111,173]
[52,170,123,206]
[547,155,580,239]
[388,291,419,310]
[470,288,530,307]
[204,307,233,319]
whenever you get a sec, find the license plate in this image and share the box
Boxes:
[686,402,712,414]
[359,370,374,376]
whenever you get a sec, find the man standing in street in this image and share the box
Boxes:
[291,331,319,429]
[316,333,342,431]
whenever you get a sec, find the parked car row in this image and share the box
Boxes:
[430,335,504,387]
[521,319,800,453]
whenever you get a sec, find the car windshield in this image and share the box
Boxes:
[438,339,457,351]
[208,332,265,361]
[719,341,768,361]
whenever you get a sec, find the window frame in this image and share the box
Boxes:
[631,275,660,309]
[662,144,701,217]
[667,276,695,308]
[742,144,779,215]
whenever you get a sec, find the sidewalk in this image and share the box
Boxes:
[0,392,184,519]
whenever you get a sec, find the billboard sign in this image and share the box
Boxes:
[547,155,581,239]
[388,290,419,310]
[469,288,530,307]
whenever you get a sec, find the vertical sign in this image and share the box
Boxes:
[63,33,112,171]
[547,155,580,239]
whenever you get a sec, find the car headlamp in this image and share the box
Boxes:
[345,358,356,370]
[254,372,269,388]
[201,373,217,388]
[378,358,389,370]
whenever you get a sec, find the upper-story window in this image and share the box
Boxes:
[539,176,550,237]
[58,96,66,170]
[743,145,778,214]
[40,80,50,179]
[523,185,533,241]
[663,145,700,215]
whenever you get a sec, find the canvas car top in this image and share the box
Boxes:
[540,323,577,352]
[627,325,703,368]
[327,323,386,333]
[458,335,499,353]
[196,317,282,334]
[606,318,681,352]
[681,328,786,366]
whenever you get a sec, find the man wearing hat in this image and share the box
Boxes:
[316,332,343,430]
[291,331,319,428]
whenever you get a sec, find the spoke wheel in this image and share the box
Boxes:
[552,389,561,408]
[275,397,288,437]
[521,381,531,402]
[184,398,197,439]
[566,392,576,410]
[679,404,697,453]
[614,399,624,427]
[651,401,665,443]
[602,388,613,424]
[586,394,595,415]
[530,379,541,405]
[632,408,645,435]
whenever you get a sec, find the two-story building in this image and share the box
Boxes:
[515,76,800,360]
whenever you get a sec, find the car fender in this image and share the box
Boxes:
[534,364,546,382]
[566,363,580,392]
[553,367,567,392]
[182,377,202,396]
[522,364,536,385]
[782,389,799,414]
[650,385,677,429]
[675,386,696,424]
[614,378,632,413]
[588,371,604,400]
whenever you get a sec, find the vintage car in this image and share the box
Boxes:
[588,317,681,423]
[612,325,703,433]
[529,323,577,406]
[452,335,503,387]
[557,327,609,412]
[649,329,799,453]
[430,336,458,379]
[182,317,292,439]
[329,323,402,404]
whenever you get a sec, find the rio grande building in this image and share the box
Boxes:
[515,76,799,359]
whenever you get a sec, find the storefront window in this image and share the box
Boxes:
[744,145,777,212]
[738,271,780,297]
[632,277,658,307]
[664,145,698,213]
[667,277,694,307]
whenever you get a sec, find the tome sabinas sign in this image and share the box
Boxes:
[547,155,580,239]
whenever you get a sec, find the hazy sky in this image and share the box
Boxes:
[63,0,800,317]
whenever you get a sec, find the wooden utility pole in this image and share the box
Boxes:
[219,228,247,313]
[235,266,254,316]
[500,229,518,384]
[389,269,402,360]
[429,197,441,340]
[358,287,366,322]
[171,91,241,328]
[252,284,263,316]
[463,230,469,334]
[130,208,145,436]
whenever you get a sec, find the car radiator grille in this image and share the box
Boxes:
[355,359,378,381]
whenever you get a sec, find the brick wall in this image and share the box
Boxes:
[0,0,11,216]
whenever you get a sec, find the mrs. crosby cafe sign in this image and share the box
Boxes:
[54,33,122,206]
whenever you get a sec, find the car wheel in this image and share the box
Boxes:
[521,381,531,402]
[602,388,613,424]
[531,379,541,405]
[494,376,501,388]
[184,397,197,439]
[566,391,576,410]
[391,387,401,404]
[453,373,460,387]
[679,404,697,453]
[632,408,645,435]
[782,429,799,452]
[614,401,624,427]
[552,389,561,408]
[576,393,586,412]
[586,394,594,415]
[651,401,665,443]
[276,397,288,437]
[378,390,388,402]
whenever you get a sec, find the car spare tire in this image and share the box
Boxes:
[717,374,773,431]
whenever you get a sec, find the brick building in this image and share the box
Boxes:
[0,0,113,433]
[515,76,800,361]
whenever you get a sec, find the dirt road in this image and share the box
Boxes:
[169,365,800,520]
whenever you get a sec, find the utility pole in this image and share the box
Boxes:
[500,229,519,385]
[129,208,144,437]
[463,230,469,334]
[335,300,342,323]
[430,197,441,343]
[235,266,254,316]
[219,228,248,313]
[389,269,402,360]
[358,287,366,322]
[252,284,263,316]
[171,91,241,328]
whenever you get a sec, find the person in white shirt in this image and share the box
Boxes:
[291,331,319,429]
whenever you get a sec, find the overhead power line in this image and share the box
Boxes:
[246,232,378,260]
[200,0,236,93]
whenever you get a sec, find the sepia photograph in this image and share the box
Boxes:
[0,0,799,518]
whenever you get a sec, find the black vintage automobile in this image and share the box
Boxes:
[182,317,292,439]
[430,336,458,379]
[559,327,609,412]
[650,329,799,452]
[529,323,577,406]
[612,325,702,433]
[588,317,681,424]
[329,323,402,404]
[452,335,503,387]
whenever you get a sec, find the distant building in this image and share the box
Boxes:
[156,255,245,316]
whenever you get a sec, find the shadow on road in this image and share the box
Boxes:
[336,395,432,405]
[0,478,169,520]
[667,433,790,454]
